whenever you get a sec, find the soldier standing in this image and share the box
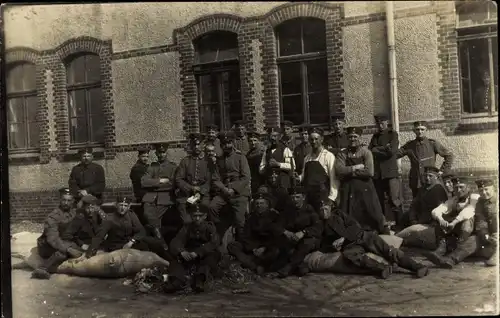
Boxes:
[232,120,250,154]
[31,188,79,279]
[397,121,454,198]
[141,143,178,248]
[205,124,223,157]
[68,147,106,205]
[474,179,498,267]
[324,114,349,156]
[208,132,251,240]
[369,114,404,229]
[293,124,312,176]
[129,146,150,203]
[280,120,297,151]
[175,133,212,224]
[246,131,265,195]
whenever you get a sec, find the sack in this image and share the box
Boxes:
[396,224,437,250]
[303,251,389,273]
[379,234,403,249]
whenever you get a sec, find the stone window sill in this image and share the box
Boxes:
[455,115,498,134]
[59,145,106,162]
[8,151,41,165]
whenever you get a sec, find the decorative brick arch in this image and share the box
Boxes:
[261,2,345,127]
[5,47,43,65]
[52,36,116,159]
[182,14,243,42]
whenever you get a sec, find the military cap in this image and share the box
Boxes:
[374,114,390,122]
[77,147,93,155]
[188,133,204,144]
[298,124,310,132]
[265,126,280,134]
[308,126,324,136]
[252,192,273,202]
[219,131,236,143]
[413,121,428,129]
[331,113,346,122]
[247,131,260,139]
[280,120,294,127]
[206,124,219,131]
[289,186,307,196]
[475,179,494,189]
[256,185,270,195]
[115,196,132,204]
[442,172,455,180]
[137,145,150,155]
[451,177,466,186]
[423,166,440,174]
[346,127,363,136]
[233,120,247,126]
[81,195,99,205]
[59,187,71,195]
[154,143,169,152]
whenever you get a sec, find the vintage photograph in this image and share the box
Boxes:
[2,1,498,317]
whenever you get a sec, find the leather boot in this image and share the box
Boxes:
[447,239,477,265]
[31,251,67,279]
[485,250,498,267]
[434,238,448,256]
[360,254,393,279]
[391,249,429,278]
[153,227,169,250]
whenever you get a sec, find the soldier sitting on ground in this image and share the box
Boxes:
[227,192,282,276]
[163,203,220,293]
[319,193,430,279]
[31,188,79,279]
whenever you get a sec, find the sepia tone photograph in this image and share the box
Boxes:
[2,1,498,317]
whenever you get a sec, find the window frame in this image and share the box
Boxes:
[6,62,40,154]
[65,53,105,148]
[275,17,329,126]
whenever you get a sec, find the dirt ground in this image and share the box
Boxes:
[9,223,499,317]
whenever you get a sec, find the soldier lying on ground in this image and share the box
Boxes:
[318,193,430,279]
[427,179,497,268]
[163,204,220,293]
[426,177,479,269]
[273,186,323,278]
[227,192,282,276]
[31,188,78,279]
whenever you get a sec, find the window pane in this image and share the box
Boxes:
[26,96,38,122]
[459,41,472,113]
[88,87,103,116]
[276,19,302,57]
[90,115,105,143]
[303,18,326,53]
[221,71,241,102]
[225,102,242,130]
[199,103,221,131]
[7,98,24,123]
[279,62,302,95]
[7,63,36,93]
[71,117,89,144]
[307,58,328,92]
[467,38,490,113]
[198,74,218,104]
[194,31,239,64]
[282,95,303,125]
[68,89,88,118]
[9,124,26,149]
[85,54,101,83]
[66,55,87,85]
[457,2,491,25]
[309,92,329,125]
[28,121,40,148]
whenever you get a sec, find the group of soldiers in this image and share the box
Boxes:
[31,115,497,293]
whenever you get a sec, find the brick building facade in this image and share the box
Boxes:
[3,1,498,221]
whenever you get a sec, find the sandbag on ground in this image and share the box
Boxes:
[396,224,437,250]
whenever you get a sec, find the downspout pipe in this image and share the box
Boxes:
[386,1,401,171]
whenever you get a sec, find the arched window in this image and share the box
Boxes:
[6,62,39,151]
[193,31,242,131]
[276,17,329,125]
[65,53,105,145]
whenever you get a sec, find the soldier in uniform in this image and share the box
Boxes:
[319,194,429,279]
[259,126,295,191]
[164,204,220,293]
[31,188,79,279]
[232,120,250,154]
[369,114,404,229]
[335,127,390,234]
[246,130,265,195]
[68,147,106,206]
[324,114,349,156]
[274,186,323,278]
[228,192,282,275]
[129,146,150,203]
[280,120,297,151]
[205,124,223,157]
[293,124,312,176]
[425,177,479,268]
[397,121,454,198]
[141,143,178,248]
[474,179,498,267]
[208,132,251,240]
[175,133,212,224]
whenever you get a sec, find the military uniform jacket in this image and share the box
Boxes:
[69,162,106,200]
[475,196,498,243]
[87,210,146,257]
[278,204,323,239]
[61,209,104,247]
[240,208,282,251]
[129,161,149,201]
[293,142,312,175]
[175,154,211,201]
[170,221,219,258]
[324,133,349,156]
[246,145,265,191]
[397,137,454,190]
[212,150,251,197]
[38,207,77,253]
[234,136,250,154]
[368,129,400,179]
[141,159,178,205]
[409,183,448,225]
